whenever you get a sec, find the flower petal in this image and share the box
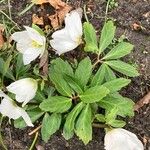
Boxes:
[24,26,45,45]
[7,78,38,106]
[22,47,42,65]
[50,38,77,55]
[18,108,33,127]
[65,11,82,41]
[104,128,144,150]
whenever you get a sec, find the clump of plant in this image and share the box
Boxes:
[0,9,143,150]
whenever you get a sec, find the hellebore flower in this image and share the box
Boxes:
[0,90,33,127]
[11,26,46,65]
[50,10,82,55]
[104,128,144,150]
[7,78,38,107]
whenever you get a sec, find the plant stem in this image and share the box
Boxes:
[29,132,39,150]
[0,116,7,150]
[83,5,89,22]
[92,123,108,128]
[105,0,111,22]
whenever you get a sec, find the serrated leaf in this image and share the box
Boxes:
[105,60,139,77]
[102,78,131,92]
[98,96,134,117]
[102,42,134,60]
[14,107,44,128]
[41,113,61,142]
[104,64,116,81]
[51,58,74,77]
[49,70,73,97]
[91,63,106,86]
[83,22,98,52]
[39,96,72,113]
[75,57,92,88]
[63,102,85,140]
[95,114,105,123]
[99,21,116,53]
[75,104,92,145]
[64,75,83,94]
[80,86,109,103]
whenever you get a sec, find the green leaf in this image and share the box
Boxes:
[63,102,85,140]
[102,78,131,92]
[41,113,61,142]
[102,42,134,60]
[64,75,83,94]
[108,119,126,128]
[80,86,109,103]
[39,96,72,113]
[14,107,44,128]
[32,24,45,36]
[98,96,134,117]
[75,57,92,88]
[91,63,106,86]
[49,70,73,97]
[34,89,46,103]
[3,55,12,78]
[75,104,92,145]
[105,60,139,77]
[0,58,15,80]
[99,21,116,53]
[51,58,74,77]
[83,22,98,52]
[95,114,105,123]
[15,54,30,78]
[104,64,116,81]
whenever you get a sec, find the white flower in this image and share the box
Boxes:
[104,128,144,150]
[50,10,82,55]
[11,26,46,65]
[7,78,38,107]
[0,90,33,127]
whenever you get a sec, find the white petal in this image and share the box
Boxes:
[24,26,45,45]
[0,97,21,119]
[11,31,29,42]
[7,78,38,106]
[50,38,77,55]
[22,47,42,65]
[18,108,33,127]
[104,128,144,150]
[65,11,82,41]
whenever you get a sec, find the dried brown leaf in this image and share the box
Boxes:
[32,14,44,25]
[134,91,150,111]
[0,24,5,48]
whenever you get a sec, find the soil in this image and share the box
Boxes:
[1,0,150,149]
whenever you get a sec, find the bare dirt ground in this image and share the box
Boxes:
[1,0,150,149]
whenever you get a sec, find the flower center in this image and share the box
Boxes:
[31,40,42,48]
[75,36,82,45]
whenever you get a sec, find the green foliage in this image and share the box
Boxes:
[1,18,139,146]
[39,96,72,113]
[75,104,92,144]
[41,113,61,142]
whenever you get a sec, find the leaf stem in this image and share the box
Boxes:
[105,0,111,22]
[92,123,108,128]
[29,132,39,150]
[83,5,89,22]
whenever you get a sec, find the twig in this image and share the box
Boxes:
[134,91,150,111]
[29,132,39,150]
[28,125,42,136]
